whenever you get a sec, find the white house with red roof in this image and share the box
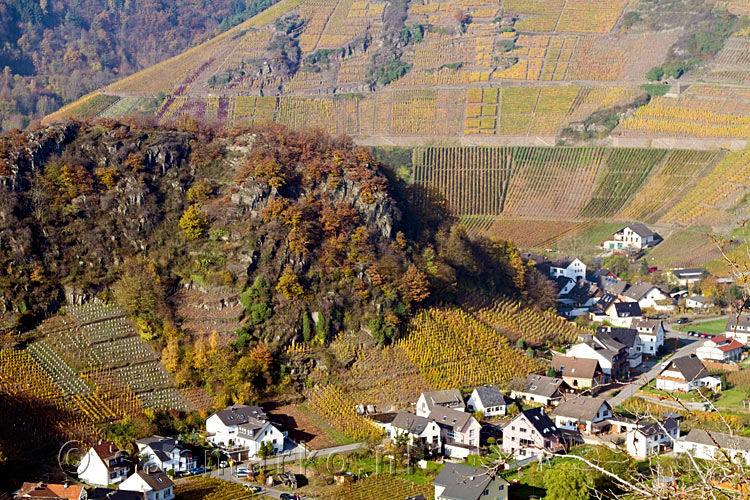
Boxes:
[14,483,86,500]
[77,441,129,486]
[696,335,745,363]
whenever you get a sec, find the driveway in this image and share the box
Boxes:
[207,468,310,499]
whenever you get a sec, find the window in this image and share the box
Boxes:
[470,429,475,437]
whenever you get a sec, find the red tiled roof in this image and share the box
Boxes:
[16,483,83,500]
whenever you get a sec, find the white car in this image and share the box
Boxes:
[219,461,228,468]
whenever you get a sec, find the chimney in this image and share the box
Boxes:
[63,481,69,489]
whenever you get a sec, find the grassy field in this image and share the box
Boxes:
[715,387,747,407]
[676,317,728,335]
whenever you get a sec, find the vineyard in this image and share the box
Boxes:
[175,477,275,500]
[327,475,434,500]
[481,219,595,249]
[306,385,384,441]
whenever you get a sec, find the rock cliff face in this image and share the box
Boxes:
[0,122,412,345]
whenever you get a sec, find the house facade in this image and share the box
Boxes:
[596,327,643,369]
[429,406,481,457]
[625,418,679,459]
[604,302,643,328]
[466,386,511,417]
[670,268,706,287]
[632,319,665,356]
[685,296,711,309]
[675,428,750,464]
[550,355,606,391]
[416,389,465,418]
[549,258,586,281]
[566,334,628,380]
[551,396,612,435]
[433,463,509,500]
[622,282,673,311]
[502,408,563,459]
[389,411,442,453]
[603,224,659,250]
[509,375,567,406]
[77,442,129,487]
[135,436,196,474]
[655,355,721,393]
[695,335,744,363]
[119,468,174,500]
[205,404,286,459]
[724,315,750,344]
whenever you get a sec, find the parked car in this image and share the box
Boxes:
[234,471,249,478]
[280,494,295,500]
[676,317,690,324]
[700,333,709,338]
[219,460,228,468]
[191,467,205,475]
[243,485,262,493]
[687,330,696,336]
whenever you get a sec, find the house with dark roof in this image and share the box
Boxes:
[205,404,286,459]
[621,281,674,311]
[632,318,665,355]
[551,396,612,435]
[119,467,173,500]
[670,268,706,286]
[388,411,441,453]
[566,333,629,380]
[135,436,196,474]
[625,417,679,459]
[429,406,481,459]
[724,314,750,344]
[675,428,750,464]
[605,301,643,327]
[549,258,586,282]
[77,441,129,487]
[88,488,141,500]
[603,224,660,251]
[596,326,643,368]
[509,375,568,406]
[416,389,465,417]
[466,385,512,417]
[502,408,563,459]
[696,335,745,363]
[656,354,721,393]
[550,355,606,391]
[14,483,85,500]
[433,463,509,500]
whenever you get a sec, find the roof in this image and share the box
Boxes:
[420,389,464,410]
[15,484,83,500]
[520,375,563,399]
[433,463,505,500]
[551,257,581,269]
[672,268,705,279]
[88,489,142,500]
[622,281,659,301]
[552,396,610,422]
[551,355,600,380]
[632,318,662,332]
[518,407,560,437]
[638,417,678,437]
[129,468,174,491]
[597,327,638,349]
[613,302,642,318]
[726,314,750,331]
[429,405,473,432]
[706,335,745,352]
[560,280,592,304]
[391,411,434,435]
[599,277,629,296]
[620,223,657,238]
[212,404,269,427]
[686,295,711,304]
[471,385,510,408]
[369,412,397,424]
[594,293,618,312]
[661,355,710,382]
[682,428,750,452]
[136,436,191,462]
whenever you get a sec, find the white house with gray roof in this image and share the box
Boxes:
[388,411,442,453]
[655,355,721,393]
[119,467,174,500]
[625,417,679,459]
[416,389,465,418]
[675,428,750,464]
[433,463,509,500]
[429,406,481,458]
[206,404,286,459]
[135,436,196,474]
[603,224,660,251]
[466,386,512,417]
[509,375,568,406]
[551,396,612,435]
[724,314,750,344]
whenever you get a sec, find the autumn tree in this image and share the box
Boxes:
[179,204,208,240]
[401,264,430,304]
[276,266,304,299]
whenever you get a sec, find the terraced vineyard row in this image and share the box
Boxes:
[327,475,434,500]
[306,385,384,441]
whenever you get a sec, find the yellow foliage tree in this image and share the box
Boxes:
[179,204,207,240]
[276,266,304,299]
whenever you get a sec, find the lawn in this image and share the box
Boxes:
[639,383,698,401]
[715,387,747,408]
[676,317,728,335]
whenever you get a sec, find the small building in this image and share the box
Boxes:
[14,483,85,500]
[549,258,586,282]
[675,428,750,464]
[389,411,441,453]
[551,396,613,435]
[632,318,665,356]
[621,282,673,311]
[466,385,512,417]
[597,326,643,368]
[670,268,706,287]
[550,355,606,391]
[566,334,629,380]
[724,315,750,344]
[502,408,564,459]
[685,296,712,310]
[119,468,174,500]
[135,436,196,474]
[429,406,481,458]
[695,335,745,363]
[603,224,660,251]
[509,375,568,406]
[433,463,509,500]
[416,389,465,418]
[625,417,679,459]
[604,302,643,328]
[77,441,129,486]
[655,355,721,393]
[205,404,286,460]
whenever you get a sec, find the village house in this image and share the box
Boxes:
[596,327,643,368]
[14,483,86,500]
[466,385,512,417]
[604,301,643,328]
[655,355,721,393]
[502,408,564,459]
[388,411,442,454]
[119,468,174,500]
[724,315,750,344]
[685,295,712,310]
[695,335,745,363]
[625,417,680,459]
[550,355,606,391]
[675,428,750,464]
[429,406,482,459]
[632,318,665,356]
[135,436,196,474]
[621,282,674,311]
[416,389,465,418]
[549,258,586,281]
[566,334,629,380]
[77,441,129,487]
[603,224,660,251]
[551,396,613,435]
[509,374,568,406]
[205,404,286,460]
[433,463,509,500]
[670,268,706,287]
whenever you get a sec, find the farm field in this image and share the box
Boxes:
[645,229,724,269]
[676,318,729,335]
[480,218,593,249]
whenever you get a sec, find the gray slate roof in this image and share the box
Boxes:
[213,404,268,426]
[682,428,750,452]
[136,436,191,462]
[661,355,710,382]
[622,281,659,301]
[130,468,174,491]
[633,318,662,332]
[429,405,473,432]
[672,268,705,279]
[520,407,560,437]
[621,223,657,238]
[551,396,610,422]
[420,389,464,410]
[391,412,433,435]
[599,277,629,296]
[520,375,564,399]
[726,314,750,331]
[613,302,642,318]
[472,385,510,408]
[597,326,639,349]
[638,417,678,437]
[433,463,505,500]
